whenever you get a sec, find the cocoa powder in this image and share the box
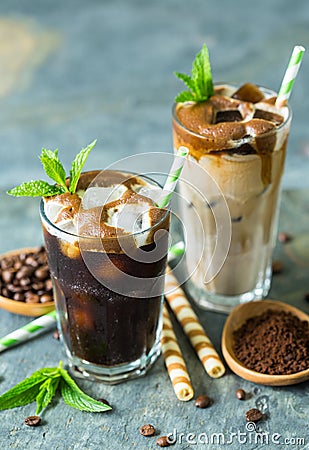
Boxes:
[233,309,309,375]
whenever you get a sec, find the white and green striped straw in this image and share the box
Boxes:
[167,241,185,261]
[157,146,189,209]
[0,310,57,353]
[276,45,305,108]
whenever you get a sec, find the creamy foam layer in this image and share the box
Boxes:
[174,83,289,156]
[43,171,166,250]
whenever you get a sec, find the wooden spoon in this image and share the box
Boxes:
[222,300,309,386]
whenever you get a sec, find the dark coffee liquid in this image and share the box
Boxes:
[43,230,167,366]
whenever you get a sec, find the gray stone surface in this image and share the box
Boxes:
[0,1,308,449]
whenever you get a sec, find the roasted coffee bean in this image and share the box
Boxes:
[53,330,60,340]
[304,293,309,303]
[35,267,49,281]
[245,408,263,423]
[24,415,41,427]
[156,436,171,447]
[272,260,283,274]
[25,256,38,267]
[13,293,25,301]
[278,232,292,243]
[97,398,110,407]
[25,294,40,304]
[2,288,9,297]
[19,277,31,287]
[235,388,246,400]
[2,269,15,284]
[32,282,45,291]
[140,424,155,437]
[45,279,53,291]
[40,294,53,303]
[194,395,211,408]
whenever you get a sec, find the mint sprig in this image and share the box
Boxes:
[69,140,97,194]
[0,361,111,415]
[174,43,214,103]
[7,140,97,198]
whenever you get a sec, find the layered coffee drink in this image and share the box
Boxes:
[172,83,291,311]
[40,170,170,382]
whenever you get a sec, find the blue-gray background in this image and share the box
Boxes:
[0,0,308,192]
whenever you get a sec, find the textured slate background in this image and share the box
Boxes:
[0,1,308,449]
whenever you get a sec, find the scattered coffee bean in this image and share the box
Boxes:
[24,415,41,427]
[0,247,53,305]
[98,398,110,407]
[235,388,246,400]
[304,293,309,303]
[140,424,156,437]
[156,436,171,447]
[278,232,292,243]
[245,408,263,423]
[53,330,60,340]
[194,395,211,408]
[272,260,283,274]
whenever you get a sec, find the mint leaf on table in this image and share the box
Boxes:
[35,376,61,415]
[69,139,97,194]
[174,43,214,103]
[60,372,111,413]
[7,140,97,198]
[0,369,51,410]
[39,148,69,192]
[0,361,111,416]
[7,180,65,197]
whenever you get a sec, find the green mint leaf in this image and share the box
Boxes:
[39,148,69,191]
[175,91,196,103]
[174,43,214,103]
[7,180,65,197]
[0,370,49,410]
[60,369,111,413]
[174,72,196,92]
[69,140,97,194]
[36,376,61,415]
[191,43,214,101]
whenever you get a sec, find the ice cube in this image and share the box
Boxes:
[82,185,127,210]
[136,185,162,203]
[108,202,152,233]
[232,83,264,103]
[215,110,242,123]
[253,109,284,126]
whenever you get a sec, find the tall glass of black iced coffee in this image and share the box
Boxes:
[40,170,170,383]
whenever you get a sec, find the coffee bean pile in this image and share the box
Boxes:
[0,246,53,304]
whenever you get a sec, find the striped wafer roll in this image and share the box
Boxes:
[165,269,225,378]
[161,304,194,401]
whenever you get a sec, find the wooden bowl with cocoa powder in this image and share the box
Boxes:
[0,247,55,317]
[222,300,309,386]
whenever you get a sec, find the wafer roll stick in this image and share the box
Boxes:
[161,304,194,401]
[165,270,225,378]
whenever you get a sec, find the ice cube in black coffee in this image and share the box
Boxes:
[215,110,242,123]
[253,109,284,126]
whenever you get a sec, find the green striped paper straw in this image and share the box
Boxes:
[168,241,185,261]
[276,45,305,108]
[0,310,57,353]
[157,146,189,209]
